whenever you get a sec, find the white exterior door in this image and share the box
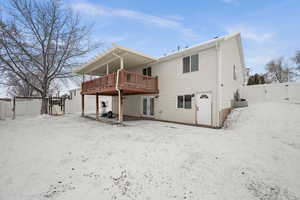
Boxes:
[196,93,212,126]
[142,96,154,117]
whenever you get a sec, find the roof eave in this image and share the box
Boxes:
[156,32,241,63]
[73,46,157,75]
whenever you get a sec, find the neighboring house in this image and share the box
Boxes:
[75,33,245,128]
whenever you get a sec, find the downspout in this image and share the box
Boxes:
[112,53,124,123]
[216,41,223,127]
[115,68,122,122]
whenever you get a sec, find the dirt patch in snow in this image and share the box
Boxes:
[246,179,299,200]
[43,182,76,199]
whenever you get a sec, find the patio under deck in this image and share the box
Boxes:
[81,70,159,95]
[75,45,159,123]
[84,113,144,125]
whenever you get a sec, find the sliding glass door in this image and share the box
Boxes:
[142,96,154,117]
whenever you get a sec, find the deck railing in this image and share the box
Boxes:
[81,72,116,94]
[81,70,158,94]
[119,70,158,91]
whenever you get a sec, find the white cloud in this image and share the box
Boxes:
[220,0,240,4]
[225,24,274,42]
[70,2,201,40]
[94,35,128,44]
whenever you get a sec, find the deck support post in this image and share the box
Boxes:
[96,93,99,120]
[118,91,123,123]
[81,94,85,117]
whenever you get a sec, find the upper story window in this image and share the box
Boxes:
[177,96,183,108]
[191,55,199,72]
[183,57,190,73]
[143,67,152,76]
[183,54,199,73]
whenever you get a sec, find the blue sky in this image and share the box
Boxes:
[67,0,300,74]
[1,0,299,96]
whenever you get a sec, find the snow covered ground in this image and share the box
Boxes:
[0,102,300,200]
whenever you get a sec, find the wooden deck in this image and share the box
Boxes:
[81,70,159,95]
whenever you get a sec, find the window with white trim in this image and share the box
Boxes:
[184,95,192,109]
[191,54,199,72]
[177,95,192,109]
[177,96,183,108]
[183,54,199,73]
[183,57,190,73]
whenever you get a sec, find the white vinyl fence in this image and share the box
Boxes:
[15,99,42,117]
[0,94,112,119]
[0,101,12,119]
[241,82,300,104]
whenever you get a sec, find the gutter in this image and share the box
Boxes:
[216,41,223,127]
[112,52,124,123]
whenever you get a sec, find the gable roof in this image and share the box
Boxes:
[74,32,244,75]
[74,45,157,75]
[156,32,242,63]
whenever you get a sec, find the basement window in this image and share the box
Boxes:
[184,95,192,109]
[177,96,184,108]
[177,95,192,109]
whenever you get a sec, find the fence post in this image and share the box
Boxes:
[12,97,16,120]
[96,93,99,120]
[81,94,85,117]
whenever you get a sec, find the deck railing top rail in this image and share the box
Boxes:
[81,70,158,95]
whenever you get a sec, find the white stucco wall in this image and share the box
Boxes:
[118,46,220,126]
[110,34,245,127]
[220,36,245,109]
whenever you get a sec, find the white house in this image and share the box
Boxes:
[75,33,246,128]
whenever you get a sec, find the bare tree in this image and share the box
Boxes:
[265,58,294,83]
[0,0,97,114]
[6,72,37,96]
[247,73,265,85]
[293,50,300,76]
